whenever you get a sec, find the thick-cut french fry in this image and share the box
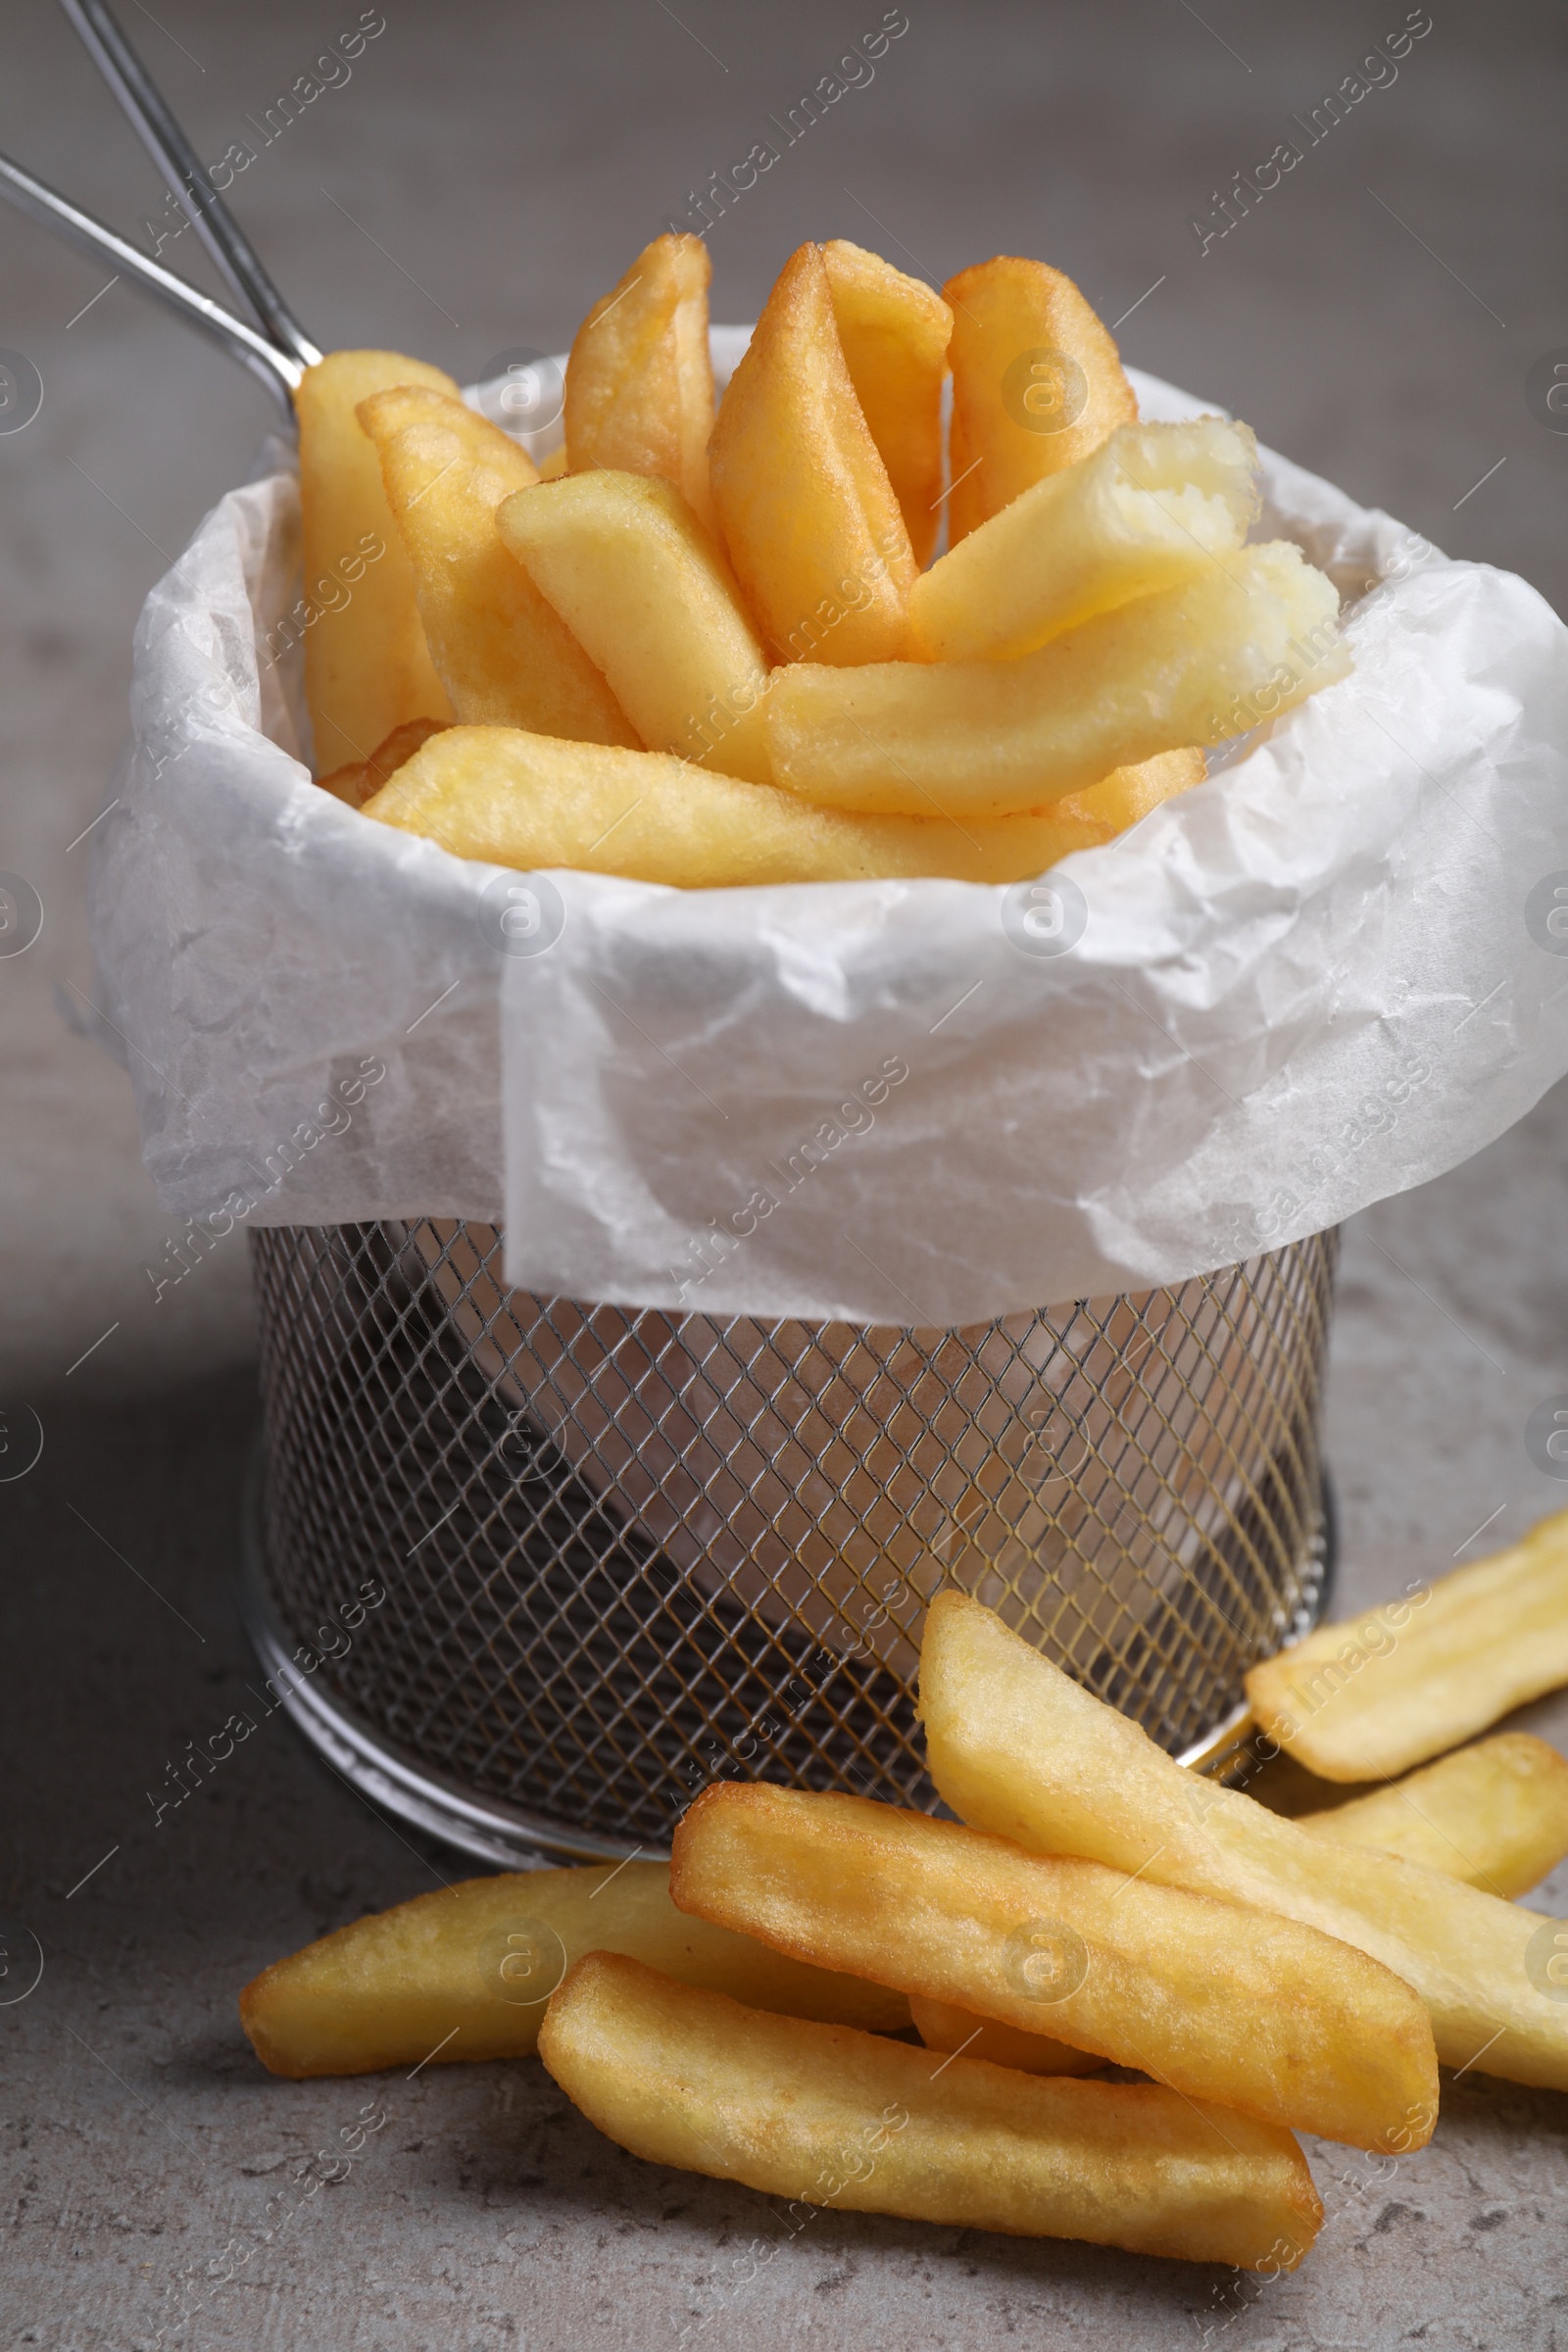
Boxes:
[920,1591,1568,2093]
[670,1783,1435,2150]
[908,1994,1102,2077]
[496,470,773,782]
[564,233,716,533]
[539,1953,1324,2272]
[1247,1507,1568,1782]
[1301,1734,1568,1899]
[363,723,1172,888]
[537,445,570,480]
[709,243,916,665]
[238,1861,906,2079]
[318,717,450,809]
[909,417,1260,662]
[943,257,1138,546]
[822,239,953,568]
[766,542,1347,818]
[296,350,459,773]
[357,385,638,748]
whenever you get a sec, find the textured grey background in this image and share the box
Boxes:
[3,1,1567,2346]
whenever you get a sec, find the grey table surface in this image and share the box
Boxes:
[3,1,1567,2346]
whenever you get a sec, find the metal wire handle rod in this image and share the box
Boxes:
[57,0,322,368]
[0,152,300,417]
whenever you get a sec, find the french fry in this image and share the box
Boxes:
[318,717,450,809]
[909,417,1260,662]
[362,723,1177,888]
[295,350,459,773]
[1247,1506,1568,1782]
[920,1591,1568,2093]
[766,542,1347,818]
[943,256,1138,546]
[670,1783,1436,2150]
[709,242,916,666]
[357,385,638,747]
[821,239,953,568]
[537,445,570,480]
[238,1861,907,2079]
[1301,1734,1568,1899]
[496,470,773,783]
[538,1953,1324,2272]
[564,233,717,533]
[908,1994,1103,2077]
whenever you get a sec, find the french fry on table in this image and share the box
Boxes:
[908,416,1260,662]
[238,1861,907,2079]
[908,1994,1103,2076]
[295,350,459,773]
[920,1591,1568,2094]
[943,256,1138,546]
[709,242,917,666]
[362,725,1185,888]
[821,238,953,568]
[670,1782,1436,2150]
[1300,1734,1568,1899]
[766,541,1348,819]
[538,1953,1324,2272]
[1247,1506,1568,1782]
[357,385,638,747]
[564,232,717,533]
[496,470,773,783]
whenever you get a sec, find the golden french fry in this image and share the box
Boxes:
[821,238,953,568]
[709,242,916,665]
[539,1953,1323,2272]
[295,350,459,773]
[1248,1506,1568,1782]
[1024,745,1204,856]
[908,1993,1103,2077]
[238,1861,906,2079]
[943,256,1138,546]
[1301,1734,1568,1899]
[920,1590,1568,2094]
[564,233,716,533]
[496,470,772,782]
[357,385,637,747]
[363,723,1168,888]
[537,444,570,480]
[318,716,451,809]
[909,416,1260,662]
[766,542,1347,818]
[670,1783,1435,2150]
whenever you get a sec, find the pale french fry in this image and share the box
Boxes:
[909,417,1260,662]
[496,470,773,782]
[766,542,1347,818]
[920,1591,1568,2093]
[318,717,450,809]
[908,1994,1103,2077]
[357,385,638,748]
[822,238,953,568]
[539,1953,1323,2272]
[1247,1506,1568,1782]
[1022,746,1204,856]
[1301,1734,1568,1899]
[238,1861,907,2079]
[564,233,716,533]
[296,350,459,773]
[362,723,1171,888]
[709,242,916,665]
[670,1783,1435,2150]
[943,256,1138,546]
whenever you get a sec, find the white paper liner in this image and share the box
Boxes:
[87,347,1568,1322]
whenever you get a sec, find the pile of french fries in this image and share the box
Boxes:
[240,1505,1568,2274]
[291,233,1350,890]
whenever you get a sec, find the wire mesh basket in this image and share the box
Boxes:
[239,1220,1338,1867]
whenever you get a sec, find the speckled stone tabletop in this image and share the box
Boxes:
[3,3,1567,2347]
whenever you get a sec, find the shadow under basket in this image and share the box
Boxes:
[239,1221,1339,1869]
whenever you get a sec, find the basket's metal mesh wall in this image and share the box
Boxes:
[250,1222,1337,1849]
